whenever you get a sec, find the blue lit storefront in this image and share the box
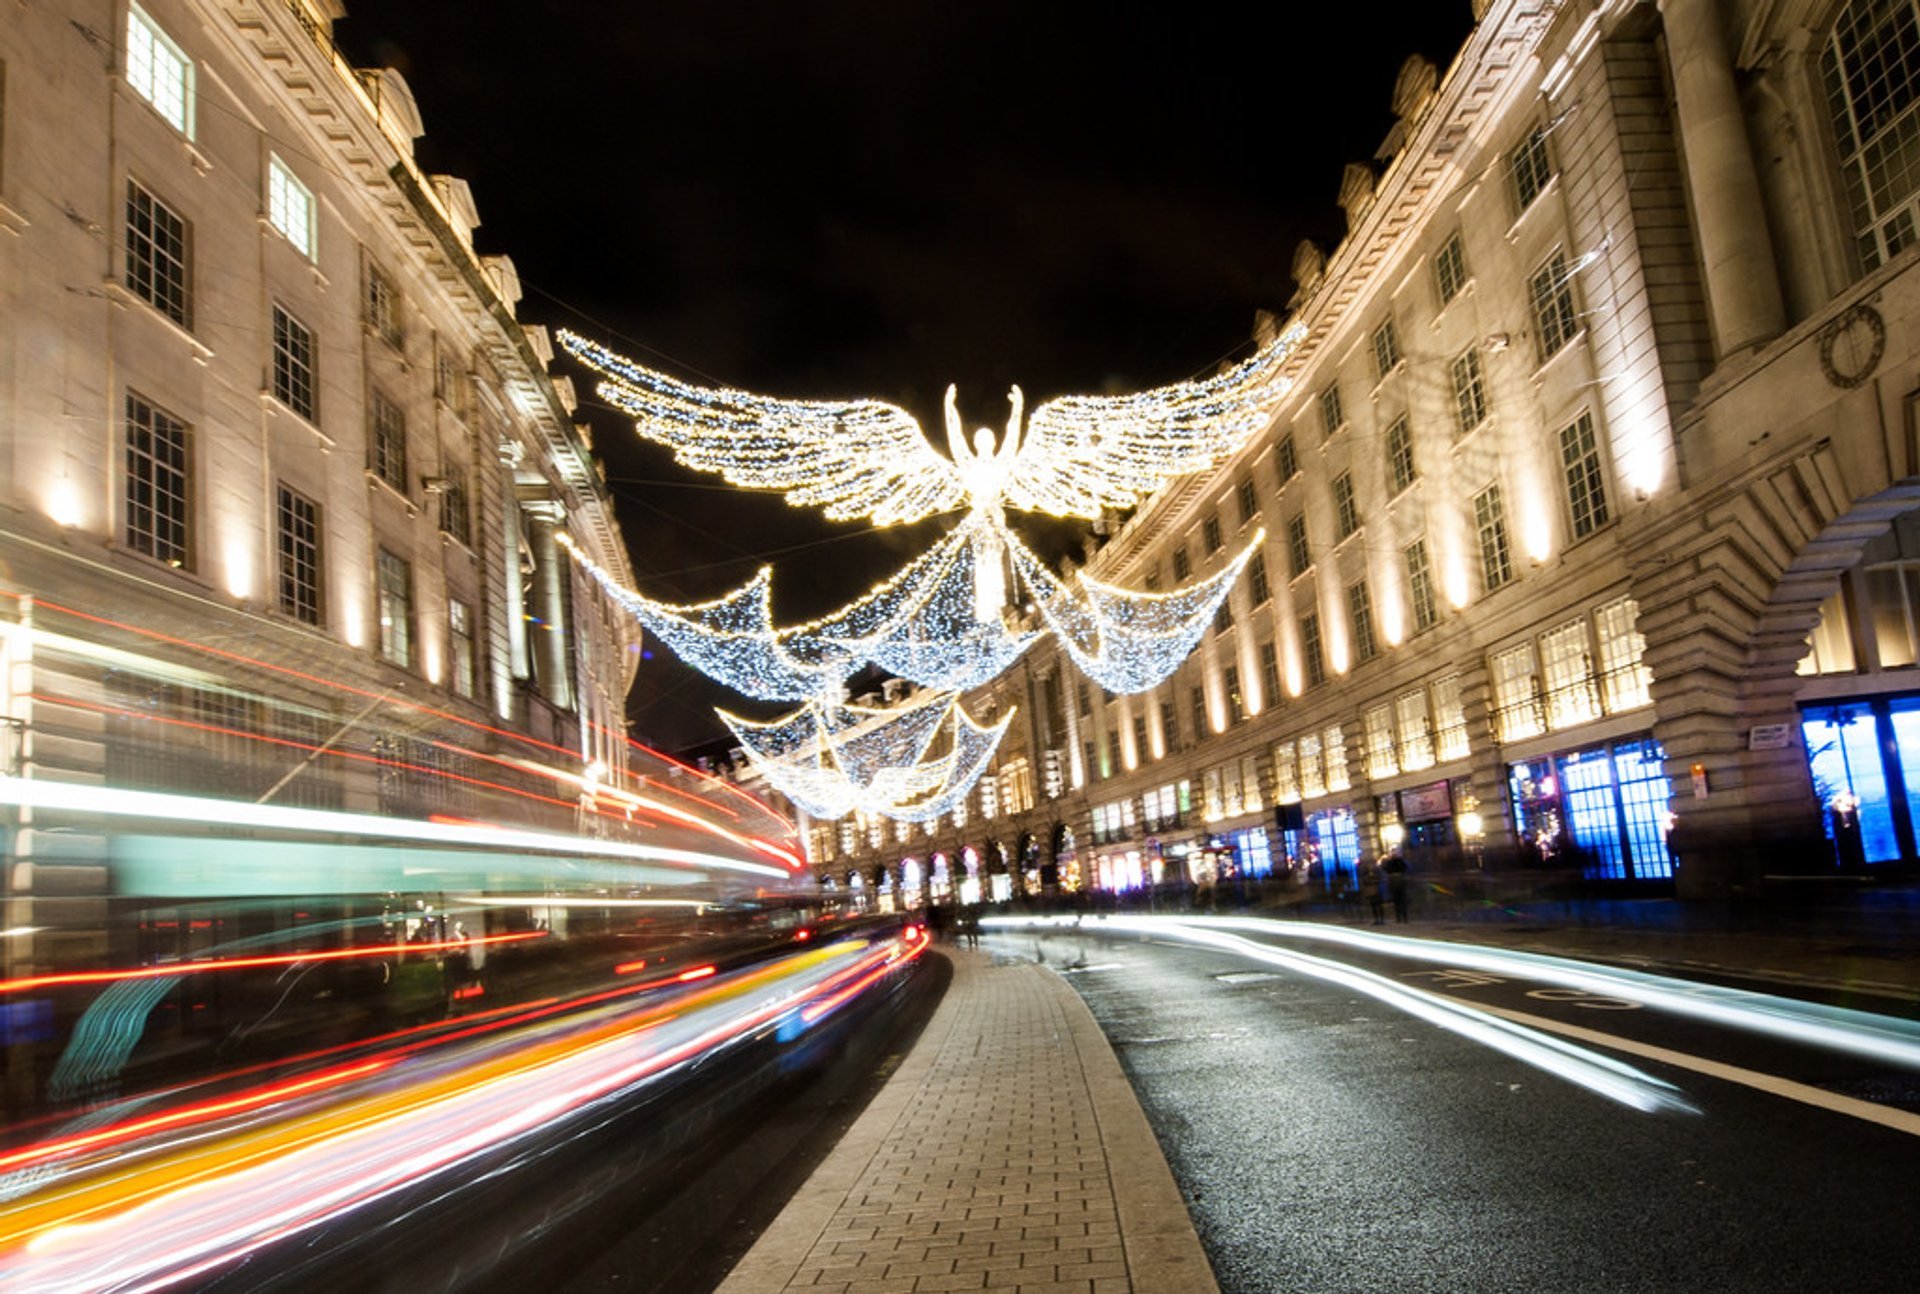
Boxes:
[1506,736,1675,881]
[1800,697,1920,867]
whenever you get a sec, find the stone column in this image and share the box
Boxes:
[522,499,574,712]
[1661,0,1786,355]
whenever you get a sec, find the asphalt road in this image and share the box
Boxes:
[997,917,1920,1294]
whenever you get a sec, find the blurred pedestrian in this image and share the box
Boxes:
[1382,851,1410,923]
[1359,856,1386,925]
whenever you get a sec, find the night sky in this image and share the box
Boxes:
[333,2,1478,752]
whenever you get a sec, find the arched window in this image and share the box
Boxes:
[1823,0,1920,268]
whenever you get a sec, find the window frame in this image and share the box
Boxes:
[1452,346,1489,434]
[1530,250,1580,362]
[376,547,414,668]
[125,177,191,329]
[1474,482,1514,593]
[271,303,317,423]
[1371,318,1402,379]
[267,153,315,258]
[1434,231,1468,304]
[1286,513,1312,577]
[1510,123,1554,214]
[124,391,193,570]
[1384,415,1416,495]
[126,2,194,138]
[1348,579,1376,663]
[1559,410,1611,539]
[369,390,409,493]
[1319,384,1345,438]
[276,482,323,625]
[1332,471,1360,540]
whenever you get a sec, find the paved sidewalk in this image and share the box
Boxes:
[716,950,1216,1294]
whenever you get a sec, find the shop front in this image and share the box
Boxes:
[1799,696,1920,867]
[1506,735,1674,881]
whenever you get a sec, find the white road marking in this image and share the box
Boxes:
[1477,1002,1920,1138]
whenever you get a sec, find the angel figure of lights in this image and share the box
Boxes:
[558,322,1303,820]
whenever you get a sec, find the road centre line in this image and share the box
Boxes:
[1475,1002,1920,1138]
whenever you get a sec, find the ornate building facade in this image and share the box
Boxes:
[805,0,1920,902]
[0,1,654,970]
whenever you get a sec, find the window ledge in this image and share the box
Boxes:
[0,199,28,235]
[1430,279,1477,329]
[259,391,332,446]
[102,280,214,364]
[1529,329,1588,383]
[365,468,419,516]
[1503,175,1562,244]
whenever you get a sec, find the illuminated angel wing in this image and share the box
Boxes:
[559,330,967,526]
[1002,323,1305,520]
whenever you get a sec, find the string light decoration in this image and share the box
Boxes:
[720,692,1014,823]
[561,323,1305,819]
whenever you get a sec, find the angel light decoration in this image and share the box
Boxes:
[558,322,1302,820]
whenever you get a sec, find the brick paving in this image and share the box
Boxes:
[716,950,1216,1294]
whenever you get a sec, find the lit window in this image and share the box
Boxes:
[1365,704,1398,778]
[1431,673,1469,762]
[1510,124,1554,212]
[1271,741,1299,803]
[272,304,316,421]
[1490,641,1544,742]
[268,154,314,258]
[1348,580,1376,663]
[1298,731,1325,798]
[1541,618,1600,729]
[1405,539,1438,632]
[126,3,193,137]
[1822,0,1920,269]
[1797,587,1858,676]
[1452,347,1489,433]
[1474,483,1513,592]
[376,547,413,668]
[1286,514,1312,577]
[1396,690,1434,771]
[1530,251,1580,360]
[1276,432,1299,482]
[1434,232,1467,303]
[370,391,408,491]
[276,483,322,625]
[1320,384,1344,438]
[1323,725,1350,791]
[1560,411,1610,538]
[125,392,191,568]
[1332,471,1360,539]
[1385,416,1415,495]
[1595,596,1652,710]
[126,179,190,327]
[1371,318,1401,378]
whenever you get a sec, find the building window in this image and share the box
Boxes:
[276,483,322,625]
[1224,665,1245,724]
[1106,731,1123,779]
[1541,618,1601,730]
[1191,684,1208,737]
[1144,564,1161,592]
[438,460,471,544]
[1300,611,1326,688]
[1160,697,1180,751]
[1384,416,1416,495]
[1491,641,1544,742]
[1332,471,1360,539]
[1531,251,1580,360]
[1365,704,1399,778]
[1396,689,1435,772]
[126,179,190,328]
[1203,511,1223,553]
[1276,432,1299,482]
[1431,673,1469,762]
[267,154,315,258]
[125,392,190,568]
[1510,123,1554,212]
[449,597,476,698]
[370,391,408,492]
[1595,596,1652,711]
[1348,580,1376,663]
[1213,597,1234,635]
[376,548,413,667]
[1286,514,1312,577]
[1298,731,1325,798]
[1560,411,1610,539]
[126,3,193,137]
[1474,483,1513,593]
[436,351,469,419]
[366,261,402,347]
[1452,347,1489,434]
[1406,538,1438,632]
[1132,714,1150,765]
[1272,741,1299,803]
[1434,231,1467,304]
[1077,683,1091,717]
[1323,724,1351,791]
[1248,550,1271,605]
[1172,544,1192,581]
[1260,639,1281,705]
[1320,384,1344,438]
[1823,0,1920,269]
[271,304,316,422]
[1371,318,1401,378]
[1003,756,1035,812]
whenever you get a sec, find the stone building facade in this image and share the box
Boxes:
[806,0,1920,903]
[0,1,648,969]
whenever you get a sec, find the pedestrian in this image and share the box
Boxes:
[1382,850,1410,923]
[1360,857,1386,925]
[960,904,981,949]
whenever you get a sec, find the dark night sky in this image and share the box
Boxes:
[333,2,1478,752]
